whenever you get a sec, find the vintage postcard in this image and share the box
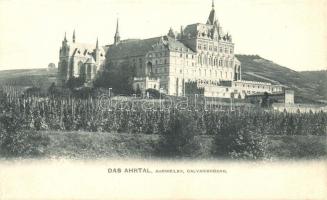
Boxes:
[0,0,326,199]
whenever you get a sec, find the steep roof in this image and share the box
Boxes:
[107,36,194,59]
[207,9,217,25]
[164,36,195,53]
[66,42,106,57]
[107,37,162,59]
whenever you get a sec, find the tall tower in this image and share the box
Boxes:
[114,19,120,45]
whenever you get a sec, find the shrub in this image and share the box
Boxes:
[212,118,269,160]
[145,88,160,99]
[156,111,200,158]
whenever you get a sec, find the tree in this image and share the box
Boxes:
[145,88,160,99]
[94,61,134,95]
[185,81,204,95]
[261,92,269,108]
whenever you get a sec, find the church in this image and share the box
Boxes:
[57,1,283,99]
[57,31,107,86]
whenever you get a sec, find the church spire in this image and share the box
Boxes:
[64,32,67,42]
[73,29,76,43]
[96,37,99,49]
[114,18,120,45]
[212,0,215,9]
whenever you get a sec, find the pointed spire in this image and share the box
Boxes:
[207,0,218,25]
[73,29,76,43]
[96,37,99,49]
[64,32,67,42]
[114,18,121,45]
[115,18,119,35]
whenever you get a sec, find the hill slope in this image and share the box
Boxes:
[0,68,57,91]
[0,57,326,103]
[236,55,327,103]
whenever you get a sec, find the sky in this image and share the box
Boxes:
[0,0,326,71]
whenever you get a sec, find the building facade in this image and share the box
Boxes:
[58,1,284,98]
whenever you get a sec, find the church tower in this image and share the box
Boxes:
[114,19,120,45]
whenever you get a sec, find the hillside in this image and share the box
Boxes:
[236,55,327,103]
[0,57,326,103]
[0,68,57,91]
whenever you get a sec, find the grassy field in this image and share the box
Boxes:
[43,131,327,160]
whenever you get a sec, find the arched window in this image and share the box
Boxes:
[147,62,153,76]
[61,60,68,77]
[78,61,85,79]
[87,64,92,79]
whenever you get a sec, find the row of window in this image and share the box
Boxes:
[234,83,273,90]
[198,56,233,67]
[173,68,233,79]
[197,44,233,54]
